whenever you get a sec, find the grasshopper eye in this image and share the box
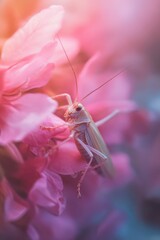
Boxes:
[76,106,82,111]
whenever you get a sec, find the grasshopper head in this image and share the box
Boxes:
[64,102,90,124]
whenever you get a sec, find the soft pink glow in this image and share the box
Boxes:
[0,1,159,240]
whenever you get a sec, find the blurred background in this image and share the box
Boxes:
[0,0,160,240]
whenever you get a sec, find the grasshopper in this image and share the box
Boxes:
[53,75,121,197]
[50,37,123,197]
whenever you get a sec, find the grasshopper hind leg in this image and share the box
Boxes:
[76,138,94,198]
[77,156,93,198]
[76,137,115,197]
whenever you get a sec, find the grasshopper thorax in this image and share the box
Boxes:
[64,102,91,124]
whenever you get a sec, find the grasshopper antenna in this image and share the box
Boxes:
[81,69,126,101]
[57,34,79,101]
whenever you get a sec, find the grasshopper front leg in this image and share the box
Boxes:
[96,109,120,127]
[51,93,73,106]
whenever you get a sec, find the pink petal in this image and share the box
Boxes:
[0,66,4,93]
[5,194,28,222]
[29,171,65,215]
[15,157,44,193]
[103,153,134,189]
[49,141,86,175]
[0,94,57,144]
[2,180,28,222]
[2,5,64,64]
[3,42,56,92]
[5,142,24,163]
[88,100,137,119]
[78,53,131,105]
[30,209,77,240]
[52,37,80,65]
[24,114,68,147]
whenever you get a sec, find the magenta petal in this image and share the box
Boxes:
[3,181,28,222]
[24,114,69,147]
[5,195,28,222]
[0,94,57,144]
[30,210,77,240]
[2,5,64,64]
[29,171,65,216]
[49,141,86,175]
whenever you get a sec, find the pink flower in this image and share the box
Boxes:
[20,114,86,175]
[0,5,65,144]
[0,153,65,229]
[0,5,81,239]
[0,7,71,235]
[27,170,126,240]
